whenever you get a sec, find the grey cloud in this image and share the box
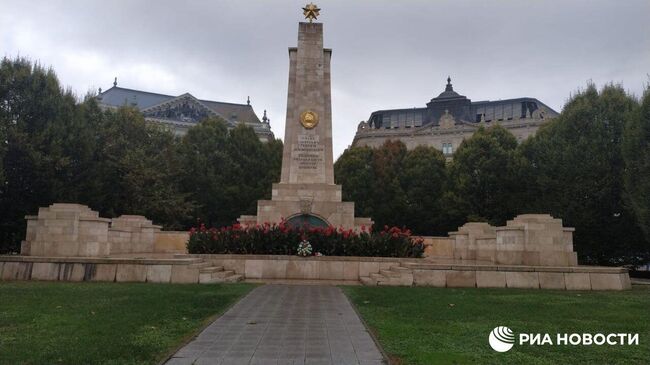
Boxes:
[2,0,648,156]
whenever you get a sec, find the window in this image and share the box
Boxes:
[383,114,391,129]
[414,112,423,127]
[442,143,453,155]
[383,114,390,128]
[520,102,528,118]
[485,106,495,121]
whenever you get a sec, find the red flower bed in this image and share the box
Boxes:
[187,220,424,258]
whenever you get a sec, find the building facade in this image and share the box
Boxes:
[96,79,274,141]
[352,77,558,156]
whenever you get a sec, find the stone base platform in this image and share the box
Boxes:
[0,255,631,290]
[396,262,631,291]
[240,183,373,231]
[0,255,242,284]
[244,278,362,286]
[179,254,630,291]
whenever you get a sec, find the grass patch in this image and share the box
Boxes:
[0,281,254,365]
[343,286,650,365]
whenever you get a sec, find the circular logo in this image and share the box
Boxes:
[300,110,319,129]
[489,326,515,352]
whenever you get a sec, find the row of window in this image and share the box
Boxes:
[369,111,424,129]
[474,101,539,122]
[370,101,545,129]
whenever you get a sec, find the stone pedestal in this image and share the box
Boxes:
[496,214,577,266]
[22,204,164,257]
[109,215,162,254]
[22,203,111,257]
[449,222,495,261]
[447,214,578,266]
[240,21,371,230]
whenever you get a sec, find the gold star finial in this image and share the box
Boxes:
[302,3,320,23]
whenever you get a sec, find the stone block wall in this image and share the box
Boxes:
[21,204,162,257]
[0,255,631,290]
[109,215,161,254]
[153,231,189,253]
[495,214,577,266]
[22,204,111,257]
[192,254,403,282]
[424,214,578,266]
[449,222,495,261]
[422,237,454,259]
[0,257,202,284]
[409,264,630,291]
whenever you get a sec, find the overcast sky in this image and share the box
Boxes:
[3,0,649,157]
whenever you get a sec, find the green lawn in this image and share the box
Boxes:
[0,282,254,365]
[343,286,650,365]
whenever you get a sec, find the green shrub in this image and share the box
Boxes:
[186,221,423,258]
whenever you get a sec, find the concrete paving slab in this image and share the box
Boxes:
[164,285,386,365]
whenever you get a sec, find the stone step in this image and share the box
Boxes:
[402,262,423,268]
[200,273,244,284]
[224,274,244,283]
[199,276,223,284]
[389,265,412,273]
[379,269,401,278]
[198,269,236,283]
[171,257,204,264]
[377,277,407,286]
[359,276,377,286]
[199,272,214,283]
[370,273,397,286]
[189,262,211,269]
[379,273,414,287]
[211,270,235,279]
[199,266,224,273]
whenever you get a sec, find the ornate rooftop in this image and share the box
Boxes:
[96,81,273,140]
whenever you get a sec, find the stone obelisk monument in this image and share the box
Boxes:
[239,4,372,230]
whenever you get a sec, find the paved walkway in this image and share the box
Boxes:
[165,285,386,365]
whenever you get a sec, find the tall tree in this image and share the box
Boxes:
[178,117,233,227]
[226,124,281,218]
[449,125,521,225]
[0,57,285,252]
[335,141,457,234]
[335,146,375,219]
[370,140,409,229]
[178,118,282,227]
[519,84,646,264]
[264,138,283,187]
[90,106,193,228]
[623,87,650,246]
[0,57,74,252]
[400,146,449,236]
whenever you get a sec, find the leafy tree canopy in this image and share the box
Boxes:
[623,86,650,245]
[0,57,282,252]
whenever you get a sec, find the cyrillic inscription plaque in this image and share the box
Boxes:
[293,134,324,170]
